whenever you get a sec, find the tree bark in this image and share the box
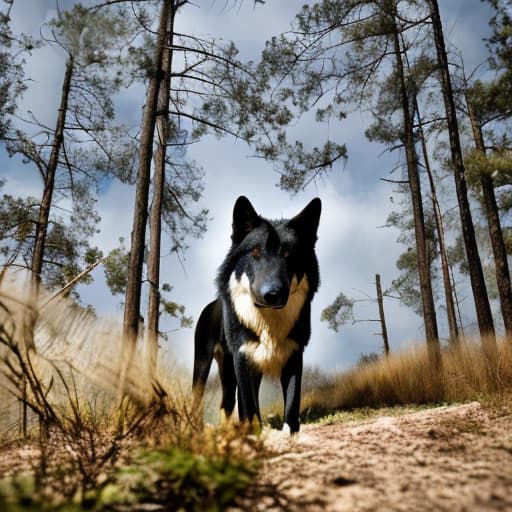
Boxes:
[389,6,442,369]
[415,97,460,345]
[428,0,497,354]
[123,0,172,350]
[147,2,176,376]
[31,56,74,283]
[375,274,390,356]
[466,93,512,338]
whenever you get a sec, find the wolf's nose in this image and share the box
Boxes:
[261,284,288,307]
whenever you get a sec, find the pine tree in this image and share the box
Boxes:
[122,0,172,351]
[428,0,497,355]
[464,79,512,337]
[386,0,440,366]
[146,3,176,375]
[1,3,136,295]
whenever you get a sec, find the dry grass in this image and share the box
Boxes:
[300,338,512,421]
[0,269,260,510]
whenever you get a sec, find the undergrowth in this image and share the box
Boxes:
[0,271,260,511]
[297,338,512,423]
[0,387,261,511]
[0,439,258,512]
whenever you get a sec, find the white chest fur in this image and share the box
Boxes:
[229,272,309,377]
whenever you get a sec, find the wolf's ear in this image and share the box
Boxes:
[288,198,322,245]
[232,196,261,244]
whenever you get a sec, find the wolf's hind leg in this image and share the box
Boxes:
[192,300,222,402]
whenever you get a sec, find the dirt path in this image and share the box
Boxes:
[244,402,512,511]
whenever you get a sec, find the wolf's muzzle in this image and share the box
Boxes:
[257,282,289,308]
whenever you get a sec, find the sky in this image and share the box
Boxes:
[0,0,498,376]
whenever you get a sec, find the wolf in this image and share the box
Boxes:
[192,195,321,434]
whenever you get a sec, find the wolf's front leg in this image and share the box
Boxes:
[280,348,303,434]
[233,349,262,430]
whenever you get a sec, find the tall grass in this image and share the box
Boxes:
[301,339,512,420]
[0,269,260,510]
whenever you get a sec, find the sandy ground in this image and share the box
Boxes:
[1,402,511,511]
[241,402,512,511]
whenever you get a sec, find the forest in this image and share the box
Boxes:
[0,0,512,510]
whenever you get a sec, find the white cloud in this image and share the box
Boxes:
[95,181,134,252]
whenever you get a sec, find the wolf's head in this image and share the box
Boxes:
[223,196,321,310]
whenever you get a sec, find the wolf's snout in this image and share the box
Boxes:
[260,283,289,308]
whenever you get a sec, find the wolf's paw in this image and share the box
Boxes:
[282,423,299,437]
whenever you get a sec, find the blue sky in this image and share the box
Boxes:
[0,0,498,375]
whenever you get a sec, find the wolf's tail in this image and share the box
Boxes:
[192,299,222,401]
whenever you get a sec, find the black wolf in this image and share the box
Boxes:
[192,196,321,433]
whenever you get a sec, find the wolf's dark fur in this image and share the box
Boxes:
[193,196,321,433]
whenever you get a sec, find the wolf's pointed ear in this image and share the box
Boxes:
[232,196,261,244]
[288,198,322,245]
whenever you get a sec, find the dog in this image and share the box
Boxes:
[192,195,321,433]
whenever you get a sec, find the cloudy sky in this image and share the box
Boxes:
[1,0,497,375]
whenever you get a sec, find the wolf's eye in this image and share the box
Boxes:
[252,246,261,260]
[281,248,290,259]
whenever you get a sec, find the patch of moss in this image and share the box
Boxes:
[98,447,257,511]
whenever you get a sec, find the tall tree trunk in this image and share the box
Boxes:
[26,55,74,437]
[147,2,176,376]
[428,0,497,356]
[415,98,460,345]
[466,93,512,338]
[31,56,74,283]
[123,0,172,352]
[375,274,390,356]
[389,6,442,369]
